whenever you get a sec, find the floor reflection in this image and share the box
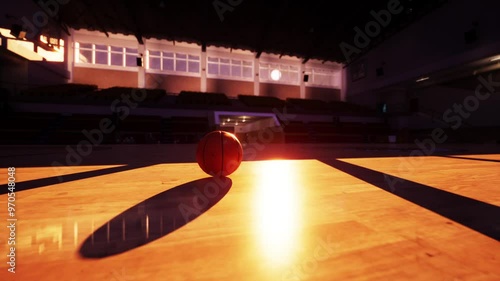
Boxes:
[253,160,303,266]
[79,177,232,258]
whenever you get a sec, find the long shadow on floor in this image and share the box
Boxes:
[79,176,232,258]
[439,155,500,163]
[320,158,500,241]
[0,163,160,195]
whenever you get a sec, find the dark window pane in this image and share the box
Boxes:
[79,43,92,49]
[243,67,253,78]
[149,50,160,56]
[149,57,161,69]
[111,46,122,52]
[111,53,123,66]
[126,54,137,67]
[95,51,108,65]
[163,58,174,71]
[231,65,241,77]
[220,64,230,76]
[126,48,138,54]
[188,61,199,73]
[176,60,187,72]
[207,63,218,75]
[95,44,107,51]
[78,50,92,63]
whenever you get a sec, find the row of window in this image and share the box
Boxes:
[76,43,138,67]
[74,42,339,87]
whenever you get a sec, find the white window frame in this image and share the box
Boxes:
[206,56,254,81]
[305,67,341,89]
[74,42,139,72]
[259,62,300,85]
[145,49,201,77]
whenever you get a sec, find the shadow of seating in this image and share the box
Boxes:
[320,158,500,241]
[79,177,232,258]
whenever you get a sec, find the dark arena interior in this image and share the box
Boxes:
[1,0,500,280]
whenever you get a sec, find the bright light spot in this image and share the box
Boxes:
[270,69,282,81]
[253,160,301,266]
[416,76,429,82]
[40,35,48,44]
[37,45,64,62]
[491,56,500,62]
[0,28,16,39]
[7,39,43,61]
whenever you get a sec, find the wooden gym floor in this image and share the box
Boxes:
[0,143,499,281]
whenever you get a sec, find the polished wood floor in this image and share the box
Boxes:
[0,144,499,281]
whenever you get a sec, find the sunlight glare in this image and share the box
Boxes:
[253,160,302,266]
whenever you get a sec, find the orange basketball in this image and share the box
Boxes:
[196,130,243,177]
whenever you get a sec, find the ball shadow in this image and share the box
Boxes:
[79,177,232,258]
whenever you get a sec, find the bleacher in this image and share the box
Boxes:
[16,83,96,104]
[117,115,162,144]
[286,98,331,113]
[2,82,395,144]
[330,101,376,116]
[167,116,211,143]
[85,87,165,104]
[176,91,232,106]
[47,114,118,145]
[237,95,286,109]
[0,112,60,144]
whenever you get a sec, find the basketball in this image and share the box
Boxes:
[196,130,243,177]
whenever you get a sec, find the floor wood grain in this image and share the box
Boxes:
[0,145,499,281]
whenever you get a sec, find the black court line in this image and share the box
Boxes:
[0,163,159,195]
[439,155,500,164]
[0,146,112,159]
[320,158,500,241]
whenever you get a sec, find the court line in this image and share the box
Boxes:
[0,163,159,195]
[320,158,500,241]
[439,155,500,164]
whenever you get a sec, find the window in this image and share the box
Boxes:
[162,52,174,71]
[207,56,253,80]
[94,44,108,65]
[148,50,161,70]
[306,68,341,88]
[147,50,200,74]
[76,43,92,63]
[188,54,200,73]
[125,48,138,67]
[75,42,138,68]
[110,46,123,66]
[259,63,299,84]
